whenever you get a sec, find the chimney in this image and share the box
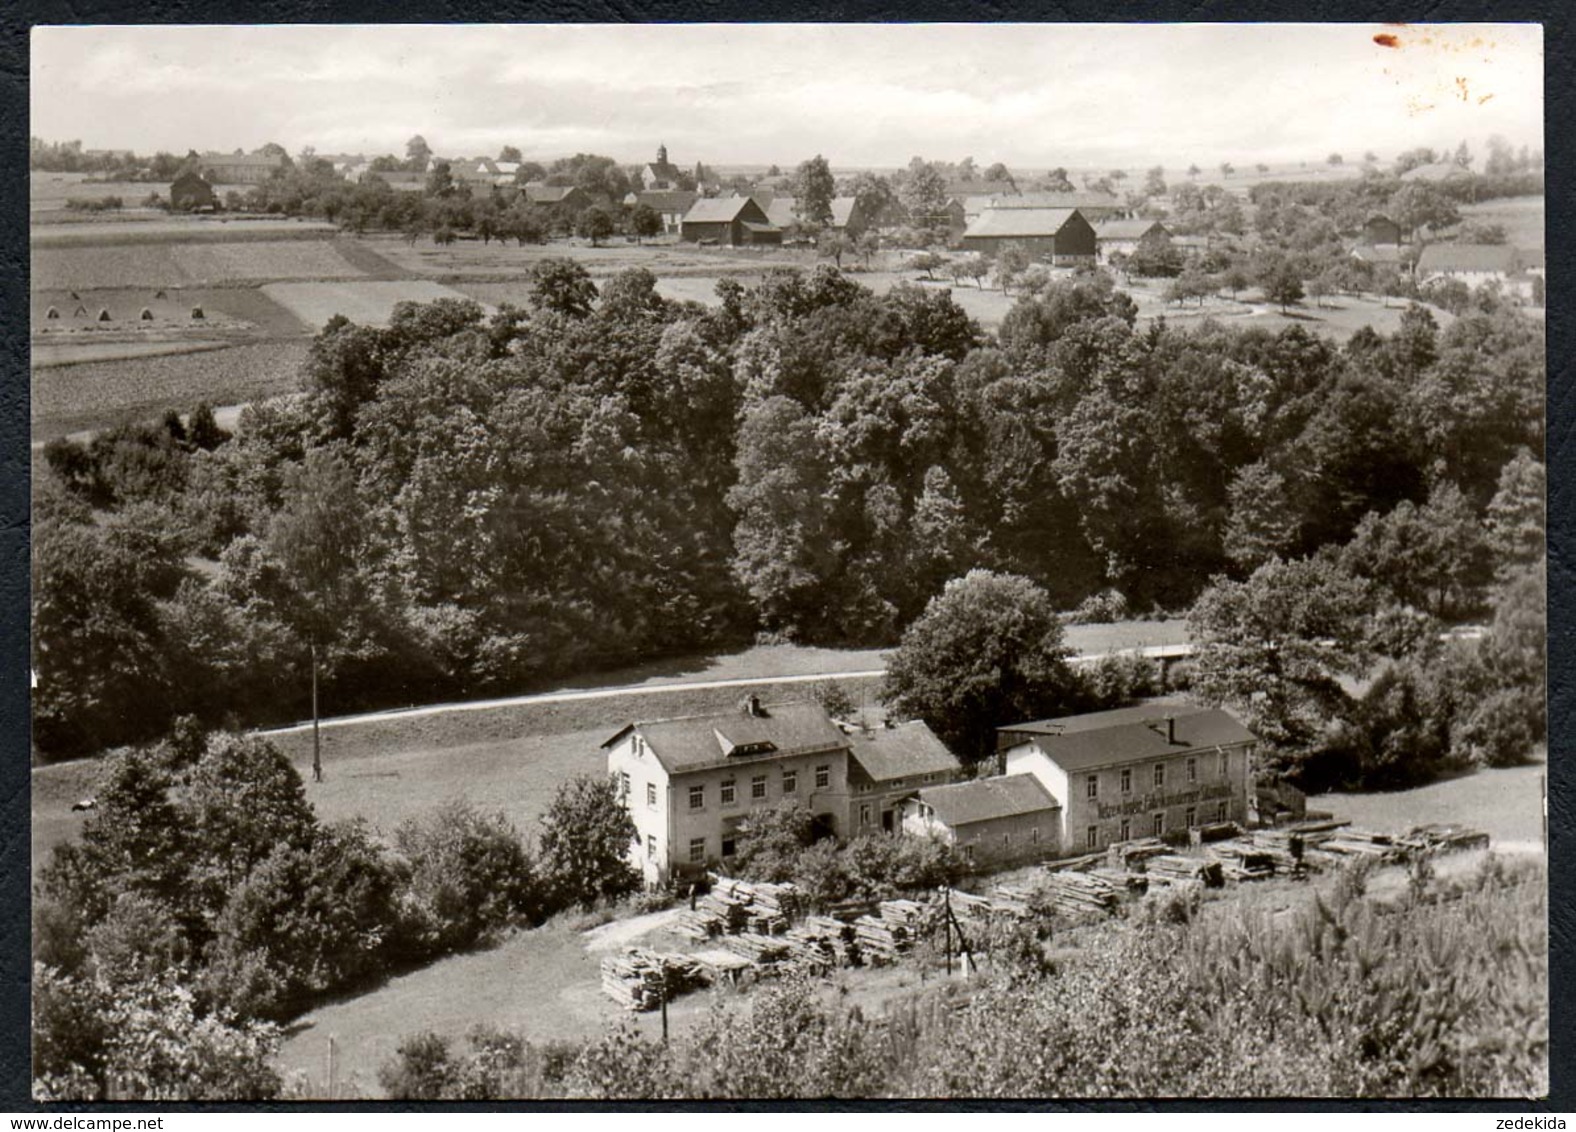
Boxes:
[1166,716,1176,744]
[744,694,764,718]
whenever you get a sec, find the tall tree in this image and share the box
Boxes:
[882,570,1078,763]
[405,134,432,172]
[537,775,639,909]
[793,155,836,228]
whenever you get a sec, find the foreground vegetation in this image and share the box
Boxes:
[374,853,1547,1099]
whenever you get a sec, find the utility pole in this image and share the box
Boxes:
[660,964,670,1044]
[311,638,323,783]
[943,888,953,976]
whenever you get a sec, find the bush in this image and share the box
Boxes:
[1071,588,1130,624]
[394,802,541,954]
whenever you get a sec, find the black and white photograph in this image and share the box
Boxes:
[26,22,1549,1102]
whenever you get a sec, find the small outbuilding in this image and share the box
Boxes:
[170,171,219,212]
[898,774,1061,869]
[961,207,1097,263]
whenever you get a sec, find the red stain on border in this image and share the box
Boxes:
[1374,33,1401,48]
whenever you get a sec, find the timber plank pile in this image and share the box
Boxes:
[1089,867,1149,896]
[1108,838,1169,871]
[990,883,1036,918]
[1146,854,1225,888]
[720,933,793,964]
[681,876,805,939]
[600,948,707,1011]
[1406,824,1492,854]
[1041,871,1121,916]
[1210,843,1277,882]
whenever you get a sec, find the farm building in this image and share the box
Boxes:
[912,198,967,239]
[1415,243,1537,300]
[961,207,1097,263]
[828,196,868,237]
[625,189,700,233]
[523,184,592,211]
[602,698,852,886]
[897,775,1061,869]
[169,171,218,212]
[845,720,965,835]
[641,144,686,190]
[754,195,864,236]
[763,197,797,228]
[1095,218,1171,264]
[1361,214,1404,246]
[681,196,781,246]
[997,704,1257,856]
[196,151,287,185]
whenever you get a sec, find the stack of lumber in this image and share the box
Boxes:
[1406,824,1491,855]
[878,898,929,931]
[1041,871,1120,916]
[1089,867,1148,896]
[696,890,750,934]
[1289,818,1351,835]
[690,948,753,984]
[672,910,725,941]
[786,915,859,967]
[827,897,878,921]
[944,889,997,920]
[1209,842,1276,882]
[1108,838,1169,870]
[1193,821,1244,844]
[1146,855,1225,888]
[1240,831,1307,872]
[600,949,705,1011]
[749,880,803,920]
[720,933,792,965]
[852,914,910,962]
[990,884,1036,918]
[1044,851,1105,873]
[1318,828,1407,864]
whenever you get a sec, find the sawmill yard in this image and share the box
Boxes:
[274,777,1545,1098]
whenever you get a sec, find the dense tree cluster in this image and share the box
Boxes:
[32,730,636,1099]
[34,260,1543,761]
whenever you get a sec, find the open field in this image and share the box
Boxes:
[33,286,314,341]
[1457,195,1545,253]
[33,238,369,291]
[262,280,490,328]
[358,232,814,280]
[31,217,342,247]
[31,340,310,442]
[29,173,169,215]
[31,339,235,368]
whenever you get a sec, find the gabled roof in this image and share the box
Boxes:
[1416,243,1521,274]
[684,196,768,224]
[846,720,961,783]
[633,190,699,213]
[917,774,1059,828]
[829,197,861,228]
[525,184,585,205]
[999,704,1257,772]
[644,160,684,184]
[946,179,1019,199]
[1096,218,1168,240]
[764,198,797,227]
[602,701,848,775]
[963,207,1084,239]
[1351,243,1405,264]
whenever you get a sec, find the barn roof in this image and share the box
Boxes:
[829,197,860,228]
[917,774,1059,828]
[1096,218,1168,240]
[1416,243,1521,274]
[601,701,848,775]
[685,196,766,224]
[765,198,798,227]
[845,720,961,784]
[999,705,1257,772]
[525,185,584,205]
[963,207,1084,239]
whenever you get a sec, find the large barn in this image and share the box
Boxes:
[960,207,1097,263]
[680,196,781,246]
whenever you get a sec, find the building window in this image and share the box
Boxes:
[1003,832,1011,849]
[688,837,706,864]
[720,780,736,805]
[721,835,736,858]
[689,785,704,810]
[1218,800,1229,822]
[646,782,657,808]
[962,844,975,864]
[646,834,657,859]
[751,775,767,800]
[1185,806,1196,828]
[1120,768,1132,793]
[1087,825,1098,850]
[1152,813,1164,837]
[815,765,830,789]
[1119,818,1131,842]
[892,779,905,789]
[1153,764,1165,789]
[1031,827,1041,845]
[1086,774,1099,799]
[1186,758,1197,783]
[619,770,631,798]
[860,803,872,827]
[1219,750,1229,777]
[783,769,797,794]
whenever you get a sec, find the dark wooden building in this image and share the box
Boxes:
[1361,214,1403,246]
[961,207,1097,263]
[680,196,781,246]
[169,171,219,212]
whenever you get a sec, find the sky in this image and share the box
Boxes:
[31,23,1544,170]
